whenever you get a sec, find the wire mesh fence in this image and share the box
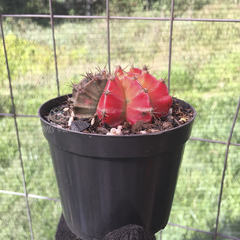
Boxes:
[0,0,240,239]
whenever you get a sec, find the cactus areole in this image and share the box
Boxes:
[70,65,173,128]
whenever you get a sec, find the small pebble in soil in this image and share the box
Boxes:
[107,125,123,135]
[162,122,173,130]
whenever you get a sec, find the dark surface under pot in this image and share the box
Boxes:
[38,94,196,240]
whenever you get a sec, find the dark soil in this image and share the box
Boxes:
[44,98,194,135]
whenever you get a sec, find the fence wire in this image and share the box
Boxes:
[0,0,240,239]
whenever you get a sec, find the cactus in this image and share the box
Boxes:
[70,69,109,118]
[97,65,172,127]
[71,65,172,128]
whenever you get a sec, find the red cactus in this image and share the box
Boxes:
[95,65,172,127]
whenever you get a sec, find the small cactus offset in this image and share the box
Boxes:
[70,69,109,118]
[71,65,172,127]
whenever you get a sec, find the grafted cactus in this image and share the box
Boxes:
[70,65,172,127]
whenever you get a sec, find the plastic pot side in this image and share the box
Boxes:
[38,94,196,240]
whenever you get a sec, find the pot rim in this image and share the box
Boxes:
[38,94,197,138]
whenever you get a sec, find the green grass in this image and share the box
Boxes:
[1,2,240,239]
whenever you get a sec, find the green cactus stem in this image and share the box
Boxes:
[70,70,109,119]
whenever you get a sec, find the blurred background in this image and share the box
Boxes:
[0,0,240,239]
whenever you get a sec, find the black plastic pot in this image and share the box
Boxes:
[38,94,196,240]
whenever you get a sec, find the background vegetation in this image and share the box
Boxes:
[0,0,240,239]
